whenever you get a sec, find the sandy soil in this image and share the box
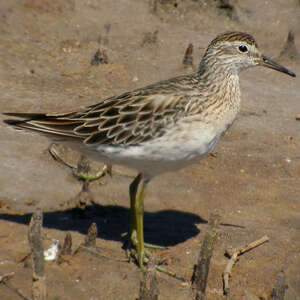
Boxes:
[0,0,299,299]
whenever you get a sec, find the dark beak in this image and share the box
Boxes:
[260,55,296,77]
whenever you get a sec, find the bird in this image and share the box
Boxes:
[3,31,296,269]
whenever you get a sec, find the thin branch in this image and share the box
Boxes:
[57,233,73,265]
[0,272,15,283]
[192,211,221,300]
[271,270,288,300]
[84,223,98,248]
[0,272,30,300]
[61,233,72,255]
[28,209,46,300]
[155,266,186,282]
[279,30,300,61]
[138,262,159,300]
[183,43,194,67]
[222,235,269,295]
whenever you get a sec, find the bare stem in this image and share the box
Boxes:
[28,209,46,300]
[192,211,221,300]
[139,263,159,300]
[271,270,288,300]
[0,272,30,300]
[223,235,269,295]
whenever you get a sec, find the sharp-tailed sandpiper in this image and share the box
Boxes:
[4,31,296,268]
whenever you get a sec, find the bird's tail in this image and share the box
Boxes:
[3,112,84,140]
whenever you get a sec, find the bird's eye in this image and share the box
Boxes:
[238,45,248,53]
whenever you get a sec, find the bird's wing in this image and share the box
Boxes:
[3,88,195,146]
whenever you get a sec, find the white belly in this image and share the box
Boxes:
[88,121,222,179]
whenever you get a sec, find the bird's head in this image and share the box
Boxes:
[200,31,296,77]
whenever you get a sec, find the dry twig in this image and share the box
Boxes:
[141,30,159,46]
[57,233,73,265]
[271,270,288,300]
[28,209,46,300]
[183,43,194,67]
[74,244,129,263]
[222,235,269,295]
[91,48,108,65]
[74,223,127,261]
[0,272,30,300]
[155,266,186,282]
[73,223,98,254]
[49,145,110,182]
[138,262,159,300]
[61,233,72,255]
[279,30,300,61]
[84,222,98,248]
[192,211,221,300]
[0,272,15,283]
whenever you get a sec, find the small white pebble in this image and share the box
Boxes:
[44,240,60,261]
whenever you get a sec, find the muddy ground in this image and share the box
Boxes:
[0,0,299,299]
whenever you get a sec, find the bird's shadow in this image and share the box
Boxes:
[0,204,206,247]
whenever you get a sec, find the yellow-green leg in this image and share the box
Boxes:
[127,173,167,268]
[135,177,147,268]
[129,173,141,248]
[128,173,148,268]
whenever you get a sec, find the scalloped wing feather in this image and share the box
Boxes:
[4,90,193,146]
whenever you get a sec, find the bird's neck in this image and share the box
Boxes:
[197,55,239,86]
[191,59,242,121]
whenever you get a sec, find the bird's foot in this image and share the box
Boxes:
[123,231,167,269]
[72,164,110,182]
[123,232,186,281]
[124,231,151,269]
[49,143,111,182]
